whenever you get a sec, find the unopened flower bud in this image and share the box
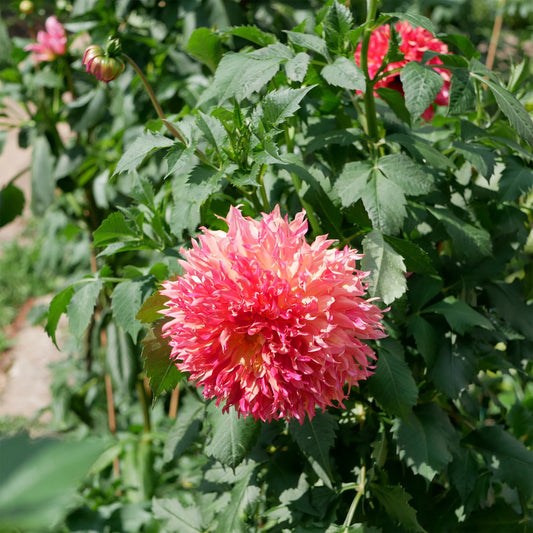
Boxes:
[82,45,125,83]
[19,0,34,14]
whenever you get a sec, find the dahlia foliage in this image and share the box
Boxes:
[24,15,67,63]
[160,206,386,422]
[355,21,451,118]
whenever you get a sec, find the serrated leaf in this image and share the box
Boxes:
[334,161,372,207]
[401,62,444,119]
[321,56,365,91]
[385,12,436,35]
[378,153,434,195]
[376,87,412,123]
[448,69,476,115]
[262,86,314,126]
[92,212,139,247]
[324,0,353,38]
[464,425,533,499]
[45,286,74,347]
[31,136,55,216]
[215,462,259,533]
[387,133,453,169]
[498,156,533,201]
[429,341,476,399]
[105,321,137,395]
[152,498,203,533]
[284,52,311,82]
[0,184,25,227]
[288,412,338,488]
[114,132,174,175]
[407,315,438,366]
[453,141,495,178]
[141,321,181,401]
[361,230,407,305]
[111,277,155,341]
[383,236,436,275]
[428,206,492,260]
[284,31,331,61]
[196,111,228,155]
[198,50,282,106]
[163,394,205,463]
[205,405,260,469]
[136,291,168,324]
[471,70,533,147]
[393,403,458,481]
[226,25,277,47]
[371,483,425,532]
[67,279,104,340]
[185,27,222,72]
[368,339,418,419]
[425,296,493,334]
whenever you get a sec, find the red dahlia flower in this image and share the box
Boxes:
[160,206,386,422]
[24,16,67,63]
[354,21,451,119]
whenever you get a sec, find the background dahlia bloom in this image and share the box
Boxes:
[354,21,451,119]
[160,206,386,422]
[25,16,67,63]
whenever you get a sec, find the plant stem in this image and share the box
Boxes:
[137,379,152,433]
[343,465,366,532]
[360,0,380,143]
[121,53,214,168]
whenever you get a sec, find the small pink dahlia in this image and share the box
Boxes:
[24,16,67,63]
[354,21,451,119]
[160,206,386,422]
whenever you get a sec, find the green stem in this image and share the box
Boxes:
[257,164,270,211]
[343,465,366,532]
[360,0,380,143]
[137,379,152,433]
[121,53,215,168]
[291,173,322,236]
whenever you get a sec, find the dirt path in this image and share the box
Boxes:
[0,121,68,421]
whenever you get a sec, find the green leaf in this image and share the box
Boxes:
[31,136,55,216]
[163,393,206,462]
[225,25,277,47]
[429,340,476,399]
[371,483,425,532]
[407,315,439,366]
[361,229,407,305]
[376,87,412,123]
[284,30,331,61]
[0,14,12,67]
[471,69,533,147]
[393,403,458,481]
[198,49,284,106]
[385,12,435,35]
[284,52,311,82]
[388,133,453,169]
[114,132,174,175]
[45,286,74,347]
[92,212,139,247]
[205,404,261,469]
[463,426,533,499]
[428,206,492,260]
[67,278,104,340]
[136,290,168,324]
[185,27,223,72]
[334,161,372,207]
[424,296,493,334]
[321,56,365,91]
[141,321,181,401]
[383,236,437,275]
[215,462,260,533]
[152,498,203,533]
[400,62,444,120]
[324,0,353,39]
[105,321,137,395]
[498,156,533,201]
[368,339,418,419]
[262,86,315,127]
[453,141,495,178]
[111,277,154,342]
[0,434,104,531]
[378,153,434,195]
[288,412,338,488]
[448,70,476,115]
[0,184,25,227]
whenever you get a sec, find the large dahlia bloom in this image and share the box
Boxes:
[25,16,67,63]
[354,21,451,119]
[160,206,386,422]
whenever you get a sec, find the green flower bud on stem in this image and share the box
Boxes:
[82,44,125,83]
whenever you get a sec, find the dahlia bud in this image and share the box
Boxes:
[19,0,34,14]
[82,45,125,83]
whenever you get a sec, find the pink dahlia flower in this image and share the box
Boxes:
[354,21,451,119]
[160,206,386,422]
[25,15,67,63]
